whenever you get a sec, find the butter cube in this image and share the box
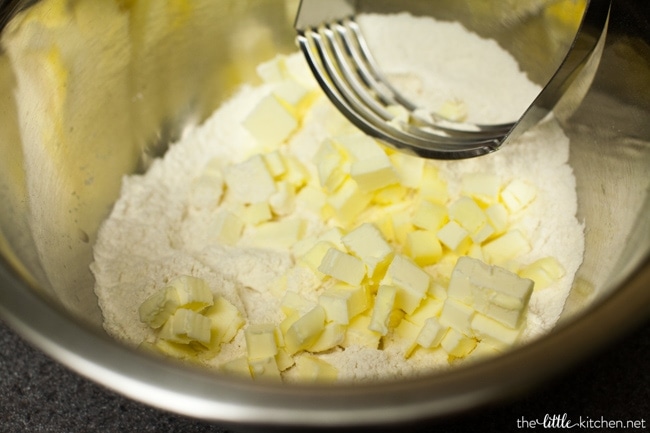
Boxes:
[501,179,537,213]
[349,153,399,192]
[439,298,475,337]
[449,197,487,234]
[314,139,349,192]
[389,209,415,245]
[189,173,224,210]
[485,203,509,235]
[419,165,448,204]
[317,227,346,249]
[372,184,409,205]
[395,318,421,358]
[245,324,279,360]
[463,341,501,363]
[211,209,245,246]
[438,98,468,121]
[447,257,533,329]
[327,178,372,226]
[519,257,565,291]
[224,155,276,204]
[381,254,430,314]
[412,200,448,232]
[294,355,338,383]
[333,133,385,161]
[368,285,398,335]
[389,152,424,188]
[159,309,212,345]
[248,219,305,250]
[461,173,501,205]
[298,240,337,278]
[272,79,312,115]
[415,317,447,349]
[242,202,273,225]
[341,223,394,278]
[220,357,252,378]
[281,154,310,188]
[256,55,287,83]
[243,94,298,150]
[318,283,369,324]
[295,184,327,214]
[204,297,245,346]
[440,328,476,358]
[405,296,444,326]
[148,339,199,360]
[275,347,295,371]
[262,150,287,178]
[268,181,296,216]
[318,248,366,286]
[308,322,346,352]
[404,230,443,266]
[284,305,326,355]
[342,314,381,349]
[482,230,531,265]
[471,313,522,349]
[249,356,282,382]
[437,221,471,253]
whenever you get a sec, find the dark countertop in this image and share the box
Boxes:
[1,318,648,433]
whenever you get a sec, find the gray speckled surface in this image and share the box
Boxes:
[1,318,648,433]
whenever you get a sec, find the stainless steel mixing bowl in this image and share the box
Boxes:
[0,0,648,428]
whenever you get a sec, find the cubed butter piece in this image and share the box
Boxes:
[461,173,501,205]
[294,355,338,383]
[247,219,305,249]
[439,298,475,337]
[204,297,245,346]
[368,285,398,335]
[419,165,448,204]
[212,209,245,246]
[485,203,509,235]
[405,296,444,326]
[449,197,488,234]
[412,200,448,232]
[381,254,430,314]
[245,324,279,360]
[519,257,565,291]
[242,94,298,150]
[159,309,212,345]
[341,223,394,278]
[249,356,282,382]
[447,256,533,329]
[440,328,476,358]
[242,202,273,225]
[220,357,252,378]
[318,248,366,286]
[471,313,522,349]
[284,305,326,355]
[318,283,369,324]
[482,230,531,265]
[404,230,443,266]
[437,221,471,253]
[415,317,447,349]
[326,178,372,226]
[268,181,296,216]
[307,322,346,352]
[500,179,537,213]
[389,152,424,189]
[342,314,381,349]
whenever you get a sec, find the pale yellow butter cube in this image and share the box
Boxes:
[462,340,501,363]
[204,297,245,346]
[262,150,287,178]
[389,208,415,245]
[318,283,369,324]
[148,339,199,360]
[482,229,531,265]
[211,209,245,246]
[249,356,282,382]
[327,178,372,226]
[485,203,509,235]
[447,257,533,329]
[395,318,421,358]
[281,154,310,188]
[368,285,398,335]
[449,197,488,234]
[307,322,346,352]
[333,133,386,161]
[159,308,212,345]
[139,286,181,329]
[275,347,295,372]
[471,224,495,244]
[248,219,305,249]
[519,257,565,290]
[295,184,327,214]
[342,314,381,349]
[416,317,447,349]
[419,165,449,204]
[500,179,537,213]
[242,202,273,225]
[269,181,296,216]
[437,221,471,253]
[389,152,424,188]
[298,240,337,278]
[256,55,287,83]
[404,230,443,266]
[318,247,366,286]
[349,155,399,192]
[412,200,448,232]
[471,313,522,349]
[439,298,475,337]
[272,79,312,115]
[341,223,394,278]
[372,184,409,205]
[314,139,349,192]
[381,254,430,314]
[438,98,468,121]
[294,355,338,383]
[406,296,444,326]
[220,357,252,378]
[461,173,501,205]
[440,328,477,358]
[284,305,326,355]
[223,155,276,204]
[245,324,279,360]
[242,94,298,150]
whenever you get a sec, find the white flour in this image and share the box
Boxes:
[91,13,584,382]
